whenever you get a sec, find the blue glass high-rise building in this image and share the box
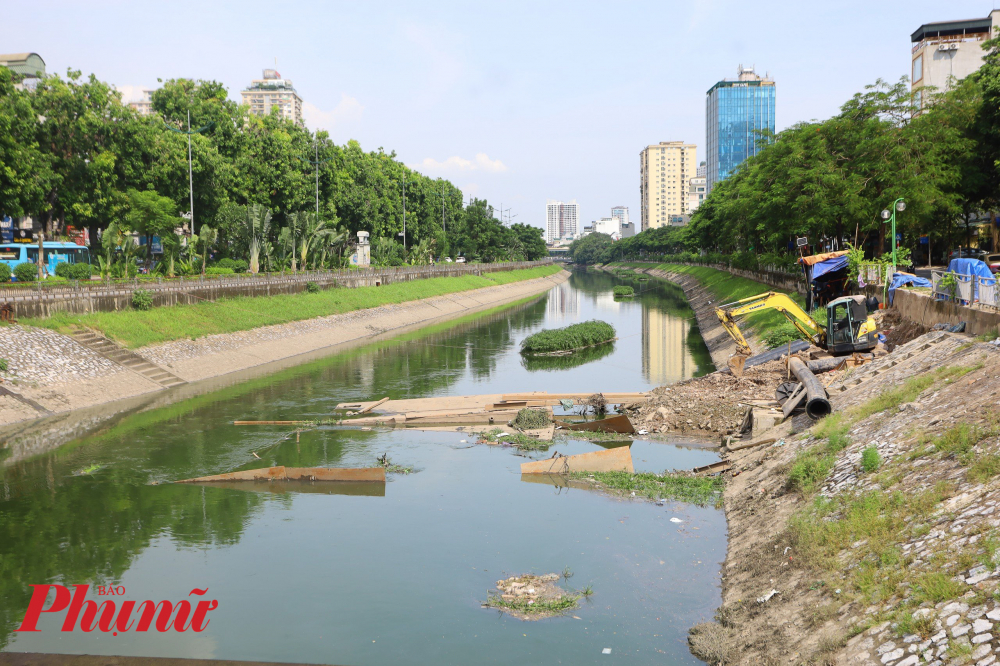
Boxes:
[705,66,775,193]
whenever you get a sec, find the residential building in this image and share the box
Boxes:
[688,176,707,213]
[241,69,304,124]
[0,52,45,90]
[620,222,637,238]
[593,217,621,239]
[669,214,690,227]
[611,206,630,228]
[705,66,775,193]
[128,88,155,117]
[545,200,579,242]
[911,10,1000,111]
[696,162,706,178]
[639,141,696,230]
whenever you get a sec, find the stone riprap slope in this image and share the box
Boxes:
[693,331,1000,665]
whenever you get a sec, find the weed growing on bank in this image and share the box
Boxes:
[26,265,561,348]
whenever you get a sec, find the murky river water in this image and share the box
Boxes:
[0,269,723,665]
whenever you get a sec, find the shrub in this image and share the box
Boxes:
[205,267,235,275]
[54,262,74,278]
[861,446,881,473]
[612,285,634,297]
[215,258,236,269]
[520,320,616,354]
[13,262,37,282]
[0,263,10,283]
[71,263,94,280]
[305,281,320,293]
[232,259,248,273]
[131,289,153,311]
[0,358,7,372]
[787,450,835,494]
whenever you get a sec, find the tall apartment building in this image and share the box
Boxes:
[705,66,775,193]
[545,200,579,242]
[128,88,155,117]
[241,69,304,124]
[639,142,696,230]
[911,10,1000,111]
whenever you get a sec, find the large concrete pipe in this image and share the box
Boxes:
[788,356,832,420]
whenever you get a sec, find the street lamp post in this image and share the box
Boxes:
[163,113,214,236]
[296,141,333,218]
[880,198,907,275]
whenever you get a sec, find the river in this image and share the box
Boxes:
[0,268,724,665]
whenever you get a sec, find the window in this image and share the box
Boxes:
[912,54,923,83]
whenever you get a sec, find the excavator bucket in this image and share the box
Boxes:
[728,353,748,378]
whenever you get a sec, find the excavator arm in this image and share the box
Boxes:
[714,292,826,358]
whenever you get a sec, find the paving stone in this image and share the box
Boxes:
[973,633,994,644]
[974,644,993,660]
[881,647,904,663]
[975,619,994,634]
[895,656,919,666]
[954,623,972,637]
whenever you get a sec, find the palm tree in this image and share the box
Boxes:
[244,204,272,274]
[299,212,337,269]
[196,225,219,275]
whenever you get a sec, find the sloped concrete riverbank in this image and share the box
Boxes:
[0,269,569,431]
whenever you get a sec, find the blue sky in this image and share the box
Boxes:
[3,0,995,230]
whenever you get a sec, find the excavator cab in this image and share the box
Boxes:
[825,296,878,354]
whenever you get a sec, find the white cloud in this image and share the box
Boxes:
[415,153,507,174]
[303,94,364,130]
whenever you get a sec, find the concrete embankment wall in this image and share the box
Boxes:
[893,288,1000,336]
[1,260,552,319]
[0,269,570,436]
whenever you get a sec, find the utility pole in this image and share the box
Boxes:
[402,178,407,253]
[188,110,195,236]
[315,141,319,216]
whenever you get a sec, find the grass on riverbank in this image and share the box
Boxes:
[520,320,616,354]
[25,264,562,349]
[611,262,807,348]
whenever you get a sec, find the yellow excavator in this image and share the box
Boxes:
[715,292,879,376]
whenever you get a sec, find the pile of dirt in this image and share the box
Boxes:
[483,573,580,621]
[878,307,927,352]
[627,361,788,438]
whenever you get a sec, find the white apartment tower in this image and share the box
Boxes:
[241,69,304,124]
[545,200,579,242]
[640,142,696,230]
[911,10,1000,111]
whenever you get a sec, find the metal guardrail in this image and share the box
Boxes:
[0,260,552,303]
[931,269,996,307]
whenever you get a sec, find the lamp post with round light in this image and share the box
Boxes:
[881,198,906,275]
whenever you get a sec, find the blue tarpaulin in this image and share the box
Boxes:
[887,272,932,305]
[947,258,995,301]
[808,255,849,281]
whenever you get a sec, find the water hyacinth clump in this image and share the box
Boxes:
[520,320,616,354]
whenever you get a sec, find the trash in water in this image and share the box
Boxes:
[602,648,612,655]
[637,429,649,435]
[670,517,683,523]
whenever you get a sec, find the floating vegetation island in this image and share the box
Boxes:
[520,320,616,355]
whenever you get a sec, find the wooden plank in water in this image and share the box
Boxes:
[233,420,311,425]
[502,392,648,402]
[691,460,732,476]
[358,397,390,414]
[176,466,385,484]
[520,447,634,474]
[553,413,635,434]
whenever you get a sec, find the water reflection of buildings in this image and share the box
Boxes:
[642,306,694,385]
[546,283,580,320]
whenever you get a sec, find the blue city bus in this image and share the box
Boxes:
[0,242,91,279]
